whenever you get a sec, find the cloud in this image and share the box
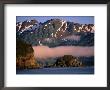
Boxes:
[63,35,81,41]
[33,46,94,59]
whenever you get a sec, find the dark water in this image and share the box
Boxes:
[16,67,94,74]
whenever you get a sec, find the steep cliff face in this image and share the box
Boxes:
[16,39,38,69]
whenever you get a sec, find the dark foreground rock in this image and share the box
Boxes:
[16,39,39,69]
[53,55,83,67]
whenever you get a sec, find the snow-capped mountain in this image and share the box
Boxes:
[16,19,39,33]
[16,19,94,47]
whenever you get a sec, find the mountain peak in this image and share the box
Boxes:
[16,19,38,32]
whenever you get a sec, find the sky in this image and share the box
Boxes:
[16,16,94,24]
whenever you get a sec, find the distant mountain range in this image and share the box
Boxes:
[16,19,94,47]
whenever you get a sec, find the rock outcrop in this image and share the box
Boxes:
[53,55,83,67]
[16,39,39,69]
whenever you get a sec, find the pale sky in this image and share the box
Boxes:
[16,16,94,24]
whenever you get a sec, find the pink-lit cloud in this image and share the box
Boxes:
[33,46,94,59]
[63,35,81,41]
